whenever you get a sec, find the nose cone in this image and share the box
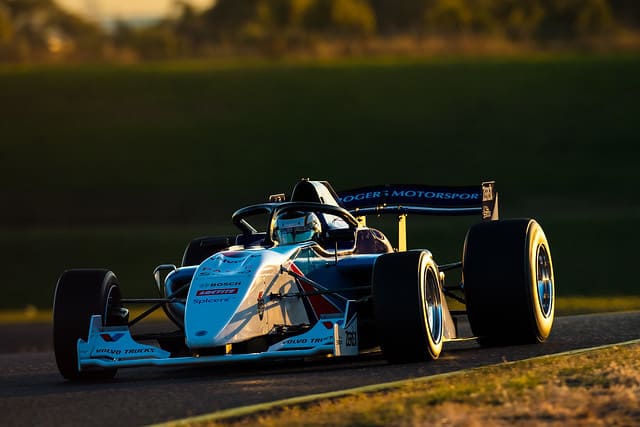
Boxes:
[184,250,273,348]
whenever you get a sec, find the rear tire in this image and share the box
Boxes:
[372,250,444,362]
[53,269,127,381]
[462,219,555,345]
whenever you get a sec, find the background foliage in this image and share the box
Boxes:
[1,1,638,309]
[1,55,639,308]
[1,0,640,61]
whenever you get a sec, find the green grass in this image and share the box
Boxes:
[555,296,640,315]
[1,54,639,308]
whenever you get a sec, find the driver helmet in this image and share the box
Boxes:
[274,211,321,245]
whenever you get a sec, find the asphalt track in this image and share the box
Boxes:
[1,311,639,427]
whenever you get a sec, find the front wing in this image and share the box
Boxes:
[76,303,359,371]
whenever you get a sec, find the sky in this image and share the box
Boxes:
[57,0,212,23]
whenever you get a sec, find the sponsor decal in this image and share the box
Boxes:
[193,297,230,304]
[96,348,122,355]
[100,333,125,342]
[279,335,332,347]
[345,331,357,347]
[338,185,483,210]
[482,185,493,202]
[198,266,223,276]
[200,269,250,276]
[482,206,492,219]
[339,190,480,204]
[199,267,211,276]
[196,288,238,296]
[257,291,265,320]
[282,338,307,345]
[340,191,383,202]
[199,281,242,288]
[96,348,156,356]
[122,348,156,354]
[199,269,222,276]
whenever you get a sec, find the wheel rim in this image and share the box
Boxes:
[423,267,443,344]
[104,285,117,325]
[536,244,554,318]
[105,284,127,326]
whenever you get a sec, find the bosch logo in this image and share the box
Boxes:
[200,281,241,288]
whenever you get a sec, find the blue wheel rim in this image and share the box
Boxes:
[536,245,553,318]
[424,267,443,343]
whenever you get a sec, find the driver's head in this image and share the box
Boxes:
[274,211,321,245]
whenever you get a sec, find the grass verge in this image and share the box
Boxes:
[164,340,640,427]
[555,296,640,315]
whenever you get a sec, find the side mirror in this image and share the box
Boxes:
[323,228,356,243]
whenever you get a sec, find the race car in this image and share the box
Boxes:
[53,179,555,380]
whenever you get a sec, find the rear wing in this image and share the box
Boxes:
[337,181,499,251]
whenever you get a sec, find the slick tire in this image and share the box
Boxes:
[372,250,444,363]
[462,219,555,345]
[181,236,234,266]
[53,269,127,381]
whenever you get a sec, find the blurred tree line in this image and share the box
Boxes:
[0,0,103,60]
[2,0,640,61]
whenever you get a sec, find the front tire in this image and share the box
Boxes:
[181,236,234,266]
[463,219,555,345]
[372,250,444,362]
[53,269,127,381]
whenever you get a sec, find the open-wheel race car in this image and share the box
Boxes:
[53,179,555,380]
